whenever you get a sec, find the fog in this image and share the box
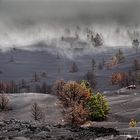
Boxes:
[0,0,140,52]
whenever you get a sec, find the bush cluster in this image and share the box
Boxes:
[57,80,109,126]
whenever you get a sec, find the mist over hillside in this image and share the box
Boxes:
[0,0,140,55]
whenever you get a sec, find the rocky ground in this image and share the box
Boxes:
[0,119,119,140]
[1,92,140,139]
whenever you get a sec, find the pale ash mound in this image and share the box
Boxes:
[0,93,63,124]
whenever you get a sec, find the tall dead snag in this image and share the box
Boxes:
[31,102,43,121]
[32,73,40,82]
[0,93,9,111]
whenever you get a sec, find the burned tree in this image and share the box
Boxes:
[20,79,27,88]
[85,70,96,89]
[35,84,41,93]
[91,58,96,71]
[41,72,47,78]
[40,82,52,94]
[9,56,15,63]
[132,39,139,53]
[133,59,140,71]
[32,73,40,82]
[98,63,103,70]
[91,33,103,47]
[0,81,19,93]
[53,80,66,96]
[102,57,105,67]
[115,49,125,63]
[69,62,79,73]
[0,93,10,111]
[9,81,18,93]
[31,102,43,121]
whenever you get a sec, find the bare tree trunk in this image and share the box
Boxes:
[31,102,43,121]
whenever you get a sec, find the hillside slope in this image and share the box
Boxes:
[0,93,62,124]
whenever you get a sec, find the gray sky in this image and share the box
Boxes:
[0,0,140,26]
[0,0,139,48]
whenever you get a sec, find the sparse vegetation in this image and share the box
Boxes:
[85,70,96,89]
[31,102,43,121]
[91,33,103,47]
[111,72,127,86]
[98,63,103,70]
[69,62,79,73]
[41,72,47,78]
[106,56,118,70]
[0,93,10,111]
[32,73,40,82]
[53,80,66,96]
[133,59,140,71]
[132,39,139,53]
[115,49,125,63]
[111,71,137,87]
[9,56,15,62]
[91,58,96,71]
[102,57,105,67]
[0,81,19,93]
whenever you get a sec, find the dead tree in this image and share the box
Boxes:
[31,102,43,121]
[10,56,14,62]
[91,58,96,71]
[0,93,9,111]
[132,39,139,53]
[53,80,66,96]
[32,73,40,82]
[69,62,79,73]
[98,63,103,70]
[85,70,96,89]
[41,72,47,78]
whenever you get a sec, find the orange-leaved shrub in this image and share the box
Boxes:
[58,80,109,126]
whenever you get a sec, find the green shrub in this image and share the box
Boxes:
[81,80,109,121]
[87,93,109,121]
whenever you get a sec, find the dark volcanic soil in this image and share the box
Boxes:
[0,119,119,140]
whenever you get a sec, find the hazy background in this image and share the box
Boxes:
[0,0,140,50]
